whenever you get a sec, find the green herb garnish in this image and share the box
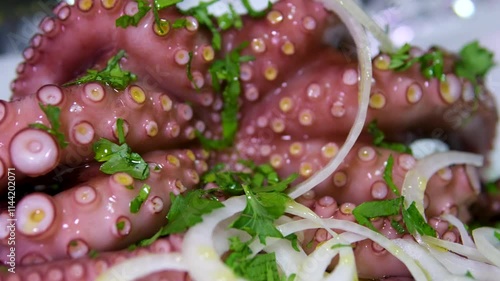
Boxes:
[137,189,223,246]
[93,118,149,180]
[402,201,437,237]
[183,0,222,50]
[389,43,445,81]
[494,231,500,241]
[88,249,100,259]
[367,120,412,154]
[485,181,499,194]
[138,160,297,247]
[29,103,68,148]
[331,244,353,249]
[172,18,188,28]
[217,4,243,30]
[116,221,125,231]
[352,197,403,231]
[197,43,254,150]
[64,50,137,90]
[241,0,272,17]
[455,41,495,94]
[383,155,400,196]
[465,270,475,279]
[225,236,282,281]
[116,0,151,28]
[130,184,151,213]
[186,51,199,90]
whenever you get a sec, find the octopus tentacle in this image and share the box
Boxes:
[221,139,480,220]
[0,235,188,281]
[238,48,497,155]
[221,0,344,105]
[0,83,210,190]
[0,149,208,265]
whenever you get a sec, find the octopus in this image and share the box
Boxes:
[0,0,498,280]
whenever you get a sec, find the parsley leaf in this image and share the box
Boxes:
[186,51,199,90]
[367,120,412,154]
[93,118,149,180]
[389,43,445,81]
[64,50,137,90]
[230,185,290,244]
[241,0,272,17]
[116,0,151,28]
[494,231,500,241]
[29,103,68,148]
[217,4,243,30]
[137,189,223,246]
[130,184,151,213]
[455,41,495,87]
[183,0,222,50]
[88,249,100,259]
[172,18,188,28]
[225,236,282,281]
[197,43,254,150]
[485,181,499,194]
[352,197,403,231]
[465,270,475,279]
[383,155,400,196]
[402,201,437,237]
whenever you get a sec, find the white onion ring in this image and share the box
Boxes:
[287,0,373,199]
[472,227,500,268]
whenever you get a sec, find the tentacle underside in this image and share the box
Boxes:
[0,0,498,280]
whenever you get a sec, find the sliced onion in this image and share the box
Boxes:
[424,242,500,280]
[472,227,500,267]
[392,239,453,280]
[284,202,428,281]
[95,253,187,281]
[262,238,306,278]
[182,196,246,281]
[401,151,483,218]
[421,235,488,263]
[323,246,357,281]
[287,0,372,199]
[441,214,475,248]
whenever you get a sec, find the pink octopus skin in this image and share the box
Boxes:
[237,48,497,157]
[0,0,498,280]
[0,82,212,191]
[0,235,188,281]
[0,149,208,266]
[11,0,216,103]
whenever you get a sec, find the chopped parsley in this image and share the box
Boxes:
[241,0,272,17]
[225,236,282,281]
[367,120,412,154]
[182,0,223,50]
[93,118,149,180]
[116,0,151,28]
[130,184,151,213]
[197,43,255,150]
[29,103,68,148]
[172,18,188,28]
[485,181,499,194]
[138,189,224,246]
[389,43,445,81]
[402,201,436,237]
[330,244,353,249]
[465,270,475,279]
[88,249,100,259]
[383,155,400,196]
[217,4,243,30]
[64,50,137,90]
[186,51,199,90]
[494,231,500,241]
[455,41,495,93]
[353,158,436,237]
[352,197,403,231]
[116,221,125,231]
[138,160,297,247]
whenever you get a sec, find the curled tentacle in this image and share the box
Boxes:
[0,149,208,265]
[0,83,213,190]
